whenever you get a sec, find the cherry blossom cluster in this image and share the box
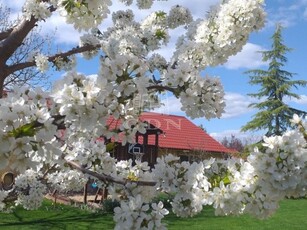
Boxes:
[23,0,52,21]
[0,87,60,173]
[152,155,213,217]
[53,55,77,71]
[173,0,266,69]
[47,170,87,192]
[114,196,169,230]
[0,190,9,211]
[167,5,193,29]
[104,160,169,229]
[34,54,49,72]
[79,34,101,59]
[51,70,150,146]
[200,121,307,219]
[14,169,46,210]
[58,0,112,31]
[136,0,154,9]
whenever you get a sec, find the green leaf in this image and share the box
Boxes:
[106,142,116,152]
[155,29,166,39]
[9,122,36,138]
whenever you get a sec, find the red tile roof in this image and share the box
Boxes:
[140,112,231,153]
[105,112,231,153]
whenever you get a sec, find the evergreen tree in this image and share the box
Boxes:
[241,24,307,136]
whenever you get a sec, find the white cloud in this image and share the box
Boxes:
[42,13,82,45]
[152,92,257,119]
[221,93,307,120]
[222,92,256,118]
[124,0,220,21]
[223,43,267,70]
[0,0,24,11]
[0,0,24,23]
[86,74,98,81]
[293,0,307,16]
[210,129,263,143]
[266,0,307,27]
[266,8,297,28]
[152,95,184,115]
[286,94,307,105]
[0,0,81,45]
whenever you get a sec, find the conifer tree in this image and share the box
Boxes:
[241,24,307,136]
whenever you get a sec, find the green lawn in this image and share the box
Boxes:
[0,201,114,230]
[165,199,307,230]
[0,199,306,230]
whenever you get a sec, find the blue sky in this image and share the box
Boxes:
[204,0,307,139]
[2,0,307,141]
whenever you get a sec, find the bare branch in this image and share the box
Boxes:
[42,164,58,179]
[0,4,14,41]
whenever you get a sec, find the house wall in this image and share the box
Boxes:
[112,144,158,167]
[158,148,229,162]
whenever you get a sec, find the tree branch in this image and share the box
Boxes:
[147,85,177,94]
[0,6,56,65]
[0,28,13,41]
[0,18,37,65]
[66,160,157,187]
[6,44,101,75]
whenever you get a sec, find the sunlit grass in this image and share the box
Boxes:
[0,200,115,230]
[0,199,306,230]
[165,198,307,230]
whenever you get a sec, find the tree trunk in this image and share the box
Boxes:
[83,181,88,204]
[0,67,6,98]
[276,115,280,135]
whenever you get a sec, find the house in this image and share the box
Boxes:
[141,112,231,160]
[110,112,232,165]
[0,112,232,189]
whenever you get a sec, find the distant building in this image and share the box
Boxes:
[110,112,233,165]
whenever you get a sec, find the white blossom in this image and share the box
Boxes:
[34,54,49,72]
[0,190,9,211]
[14,170,46,210]
[167,5,193,29]
[136,0,153,9]
[23,0,51,21]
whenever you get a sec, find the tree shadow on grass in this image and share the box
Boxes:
[0,206,115,230]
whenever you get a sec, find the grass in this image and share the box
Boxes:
[165,199,307,230]
[0,199,306,230]
[0,200,115,230]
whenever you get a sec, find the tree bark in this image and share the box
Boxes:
[66,160,157,187]
[0,67,7,97]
